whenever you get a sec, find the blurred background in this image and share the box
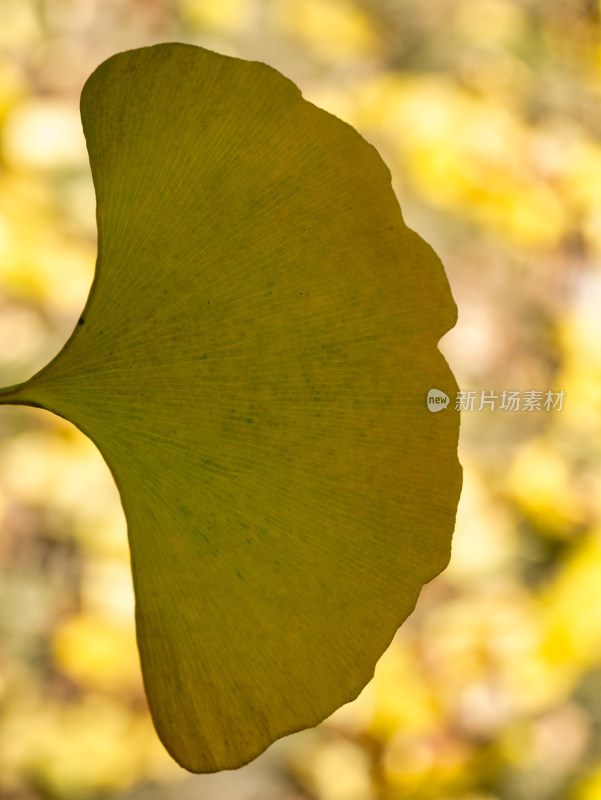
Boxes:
[0,0,600,798]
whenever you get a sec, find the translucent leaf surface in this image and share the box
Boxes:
[0,43,462,772]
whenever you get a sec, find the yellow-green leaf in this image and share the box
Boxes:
[0,43,461,772]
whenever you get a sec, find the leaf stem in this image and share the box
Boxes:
[0,380,37,406]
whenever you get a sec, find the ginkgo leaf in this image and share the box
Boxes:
[0,43,462,772]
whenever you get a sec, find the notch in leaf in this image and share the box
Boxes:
[0,43,462,772]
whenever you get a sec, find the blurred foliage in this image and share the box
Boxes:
[0,0,599,798]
